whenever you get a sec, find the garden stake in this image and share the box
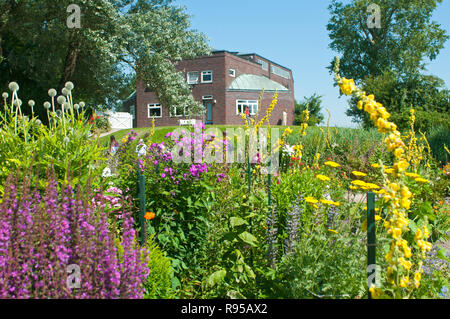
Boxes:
[137,166,147,245]
[268,160,271,207]
[366,191,376,299]
[247,157,251,191]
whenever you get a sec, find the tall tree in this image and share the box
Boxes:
[294,94,324,126]
[327,0,449,130]
[0,0,210,117]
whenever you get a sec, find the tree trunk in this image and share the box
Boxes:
[58,31,81,92]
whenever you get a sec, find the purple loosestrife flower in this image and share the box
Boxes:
[0,170,149,299]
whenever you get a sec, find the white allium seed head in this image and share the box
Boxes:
[62,88,69,96]
[44,102,51,109]
[36,119,41,126]
[65,82,74,91]
[8,82,19,92]
[57,95,66,105]
[64,136,70,144]
[79,102,85,108]
[48,89,57,97]
[28,100,35,107]
[2,92,8,99]
[14,99,22,107]
[74,104,79,110]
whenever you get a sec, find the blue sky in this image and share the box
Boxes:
[174,0,450,127]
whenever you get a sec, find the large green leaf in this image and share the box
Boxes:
[238,231,258,247]
[230,217,247,228]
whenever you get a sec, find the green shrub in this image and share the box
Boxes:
[144,236,177,299]
[427,126,450,166]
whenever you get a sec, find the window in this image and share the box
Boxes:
[229,69,236,77]
[187,71,199,84]
[201,70,213,83]
[202,95,213,100]
[148,103,162,118]
[271,65,290,79]
[256,59,268,71]
[130,105,136,120]
[236,100,258,116]
[170,105,186,117]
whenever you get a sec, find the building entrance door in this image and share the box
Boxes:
[204,101,213,124]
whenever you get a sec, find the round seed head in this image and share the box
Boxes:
[8,82,19,92]
[62,88,69,96]
[65,81,74,90]
[28,100,35,107]
[64,136,70,144]
[44,102,51,109]
[48,89,57,97]
[57,95,66,105]
[74,104,80,110]
[79,102,85,108]
[2,92,8,99]
[14,99,22,107]
[36,119,41,126]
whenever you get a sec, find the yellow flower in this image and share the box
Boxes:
[399,257,412,270]
[340,77,357,95]
[371,163,380,168]
[305,196,318,204]
[324,161,341,168]
[364,183,380,190]
[316,174,331,182]
[320,199,335,205]
[399,276,409,288]
[385,168,395,174]
[405,172,421,179]
[351,180,367,187]
[392,228,402,239]
[414,177,430,184]
[375,215,382,221]
[349,185,359,190]
[369,286,383,299]
[352,171,367,177]
[328,229,338,234]
[414,272,421,288]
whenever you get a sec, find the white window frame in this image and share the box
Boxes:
[256,59,268,71]
[187,71,199,84]
[170,105,186,118]
[236,100,258,116]
[229,69,236,77]
[271,65,290,79]
[148,103,162,118]
[201,70,213,83]
[202,95,214,100]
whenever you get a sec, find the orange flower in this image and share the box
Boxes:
[144,212,155,220]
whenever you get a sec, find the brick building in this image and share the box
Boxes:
[123,50,295,127]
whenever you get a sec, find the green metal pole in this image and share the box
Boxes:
[268,161,272,207]
[367,191,376,299]
[137,166,146,245]
[247,157,251,191]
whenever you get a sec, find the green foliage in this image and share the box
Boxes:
[0,0,210,113]
[427,126,450,165]
[202,170,269,298]
[294,94,324,126]
[144,235,177,299]
[345,71,450,131]
[327,0,448,80]
[0,83,106,193]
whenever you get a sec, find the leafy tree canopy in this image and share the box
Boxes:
[294,94,324,126]
[0,0,210,119]
[327,0,449,131]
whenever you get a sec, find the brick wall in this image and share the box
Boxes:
[135,51,295,127]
